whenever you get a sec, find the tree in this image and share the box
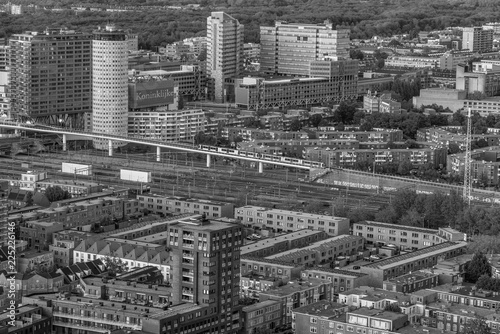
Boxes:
[304,200,325,214]
[289,119,302,131]
[464,252,491,283]
[197,48,207,61]
[177,93,185,110]
[349,49,364,60]
[448,143,461,154]
[104,254,129,277]
[384,303,402,313]
[476,274,500,292]
[309,114,323,128]
[397,160,412,175]
[388,39,402,47]
[468,235,500,255]
[462,316,492,334]
[25,191,34,206]
[45,186,71,202]
[334,102,357,124]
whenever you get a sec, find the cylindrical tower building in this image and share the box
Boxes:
[92,25,128,150]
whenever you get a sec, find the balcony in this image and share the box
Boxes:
[53,312,141,330]
[53,321,110,333]
[109,295,126,302]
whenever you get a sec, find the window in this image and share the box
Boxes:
[310,318,317,323]
[310,327,317,333]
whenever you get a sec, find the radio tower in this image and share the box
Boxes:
[463,108,472,205]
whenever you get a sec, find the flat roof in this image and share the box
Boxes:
[363,242,466,270]
[238,205,346,221]
[267,235,363,261]
[354,221,439,235]
[348,308,407,321]
[242,300,281,313]
[384,270,438,285]
[305,267,368,278]
[241,230,324,255]
[260,278,328,297]
[292,300,346,318]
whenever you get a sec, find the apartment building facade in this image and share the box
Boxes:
[9,28,92,126]
[235,205,350,236]
[360,242,468,288]
[137,194,234,218]
[260,21,349,76]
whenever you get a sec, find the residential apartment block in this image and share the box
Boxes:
[235,205,350,236]
[304,146,448,169]
[293,305,407,334]
[9,28,92,127]
[383,270,439,293]
[315,128,404,142]
[137,194,234,218]
[128,108,205,142]
[360,242,467,288]
[240,230,328,258]
[241,300,283,334]
[260,277,334,323]
[352,221,465,250]
[462,27,493,52]
[301,267,371,294]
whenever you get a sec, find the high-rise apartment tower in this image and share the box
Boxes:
[8,28,92,126]
[206,12,244,103]
[462,27,493,52]
[92,25,129,150]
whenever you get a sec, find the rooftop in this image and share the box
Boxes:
[340,286,412,304]
[363,242,466,270]
[240,229,325,255]
[305,267,368,278]
[428,283,500,302]
[355,220,439,235]
[237,205,345,221]
[426,300,500,321]
[348,308,408,321]
[260,278,329,297]
[242,300,281,313]
[267,235,363,262]
[292,300,347,318]
[384,270,438,285]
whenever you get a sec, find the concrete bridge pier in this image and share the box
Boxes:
[206,154,211,168]
[258,162,263,174]
[157,147,161,162]
[62,134,67,151]
[108,140,113,157]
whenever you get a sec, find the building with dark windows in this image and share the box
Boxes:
[260,21,350,76]
[9,28,92,126]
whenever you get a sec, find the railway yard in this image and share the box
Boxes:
[0,146,392,213]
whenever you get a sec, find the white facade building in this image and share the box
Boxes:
[128,108,205,142]
[92,25,129,150]
[206,12,244,103]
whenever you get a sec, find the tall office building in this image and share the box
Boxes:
[8,28,92,126]
[206,12,244,103]
[152,218,243,333]
[260,21,350,76]
[92,25,128,150]
[462,27,493,52]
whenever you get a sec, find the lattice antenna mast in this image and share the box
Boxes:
[463,108,472,205]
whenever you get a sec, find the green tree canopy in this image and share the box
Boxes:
[45,186,71,202]
[464,252,492,283]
